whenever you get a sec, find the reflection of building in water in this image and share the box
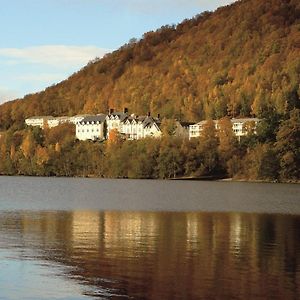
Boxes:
[21,212,60,248]
[212,214,230,253]
[43,213,60,242]
[103,212,159,258]
[229,213,243,254]
[71,211,102,249]
[186,213,208,252]
[22,214,43,232]
[229,213,259,266]
[1,211,300,299]
[186,213,199,245]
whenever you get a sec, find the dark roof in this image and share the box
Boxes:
[142,116,161,128]
[80,114,106,124]
[108,112,128,122]
[123,116,138,123]
[26,116,54,120]
[230,118,260,123]
[122,115,161,128]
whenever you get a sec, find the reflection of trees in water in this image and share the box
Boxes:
[0,211,299,299]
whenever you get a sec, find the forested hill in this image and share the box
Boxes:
[1,0,299,130]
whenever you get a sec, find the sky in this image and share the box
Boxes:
[0,0,234,104]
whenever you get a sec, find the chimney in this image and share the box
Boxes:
[147,112,151,117]
[109,108,114,115]
[157,113,161,119]
[123,107,128,114]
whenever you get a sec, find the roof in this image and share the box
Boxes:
[123,116,138,123]
[191,118,260,126]
[79,114,106,124]
[192,120,218,126]
[26,116,54,120]
[231,118,260,123]
[142,116,161,128]
[107,112,128,122]
[71,114,91,119]
[121,115,161,129]
[47,116,69,122]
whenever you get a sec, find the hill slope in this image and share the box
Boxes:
[0,0,299,129]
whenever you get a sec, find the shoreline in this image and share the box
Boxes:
[172,176,300,184]
[0,173,299,184]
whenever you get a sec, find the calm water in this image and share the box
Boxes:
[0,177,299,299]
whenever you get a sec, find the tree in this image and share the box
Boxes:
[107,128,123,145]
[275,109,300,180]
[284,86,300,114]
[128,139,159,178]
[256,111,282,143]
[242,144,280,181]
[160,118,177,137]
[158,137,183,179]
[21,131,36,159]
[218,117,237,163]
[32,126,45,145]
[197,120,220,176]
[36,146,50,166]
[44,123,75,145]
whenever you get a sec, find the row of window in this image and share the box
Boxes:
[77,129,100,133]
[190,131,200,135]
[233,129,244,133]
[107,122,119,127]
[80,121,101,125]
[123,128,142,133]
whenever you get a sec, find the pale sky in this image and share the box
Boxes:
[0,0,234,104]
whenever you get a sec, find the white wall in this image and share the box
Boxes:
[76,122,104,141]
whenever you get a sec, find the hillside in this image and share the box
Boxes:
[0,0,299,130]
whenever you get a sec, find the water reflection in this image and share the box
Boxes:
[0,211,300,299]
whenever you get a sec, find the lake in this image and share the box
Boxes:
[0,176,299,299]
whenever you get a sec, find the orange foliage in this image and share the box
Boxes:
[0,0,299,129]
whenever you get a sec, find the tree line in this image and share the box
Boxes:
[0,109,299,182]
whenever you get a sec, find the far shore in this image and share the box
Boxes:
[171,176,300,184]
[0,174,299,184]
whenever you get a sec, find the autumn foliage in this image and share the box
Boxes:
[0,108,298,181]
[0,0,299,131]
[0,0,299,181]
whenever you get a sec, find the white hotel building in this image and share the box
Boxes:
[25,116,54,129]
[189,118,260,139]
[105,109,128,138]
[25,114,91,129]
[189,120,218,139]
[75,115,106,141]
[231,118,260,137]
[121,115,162,140]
